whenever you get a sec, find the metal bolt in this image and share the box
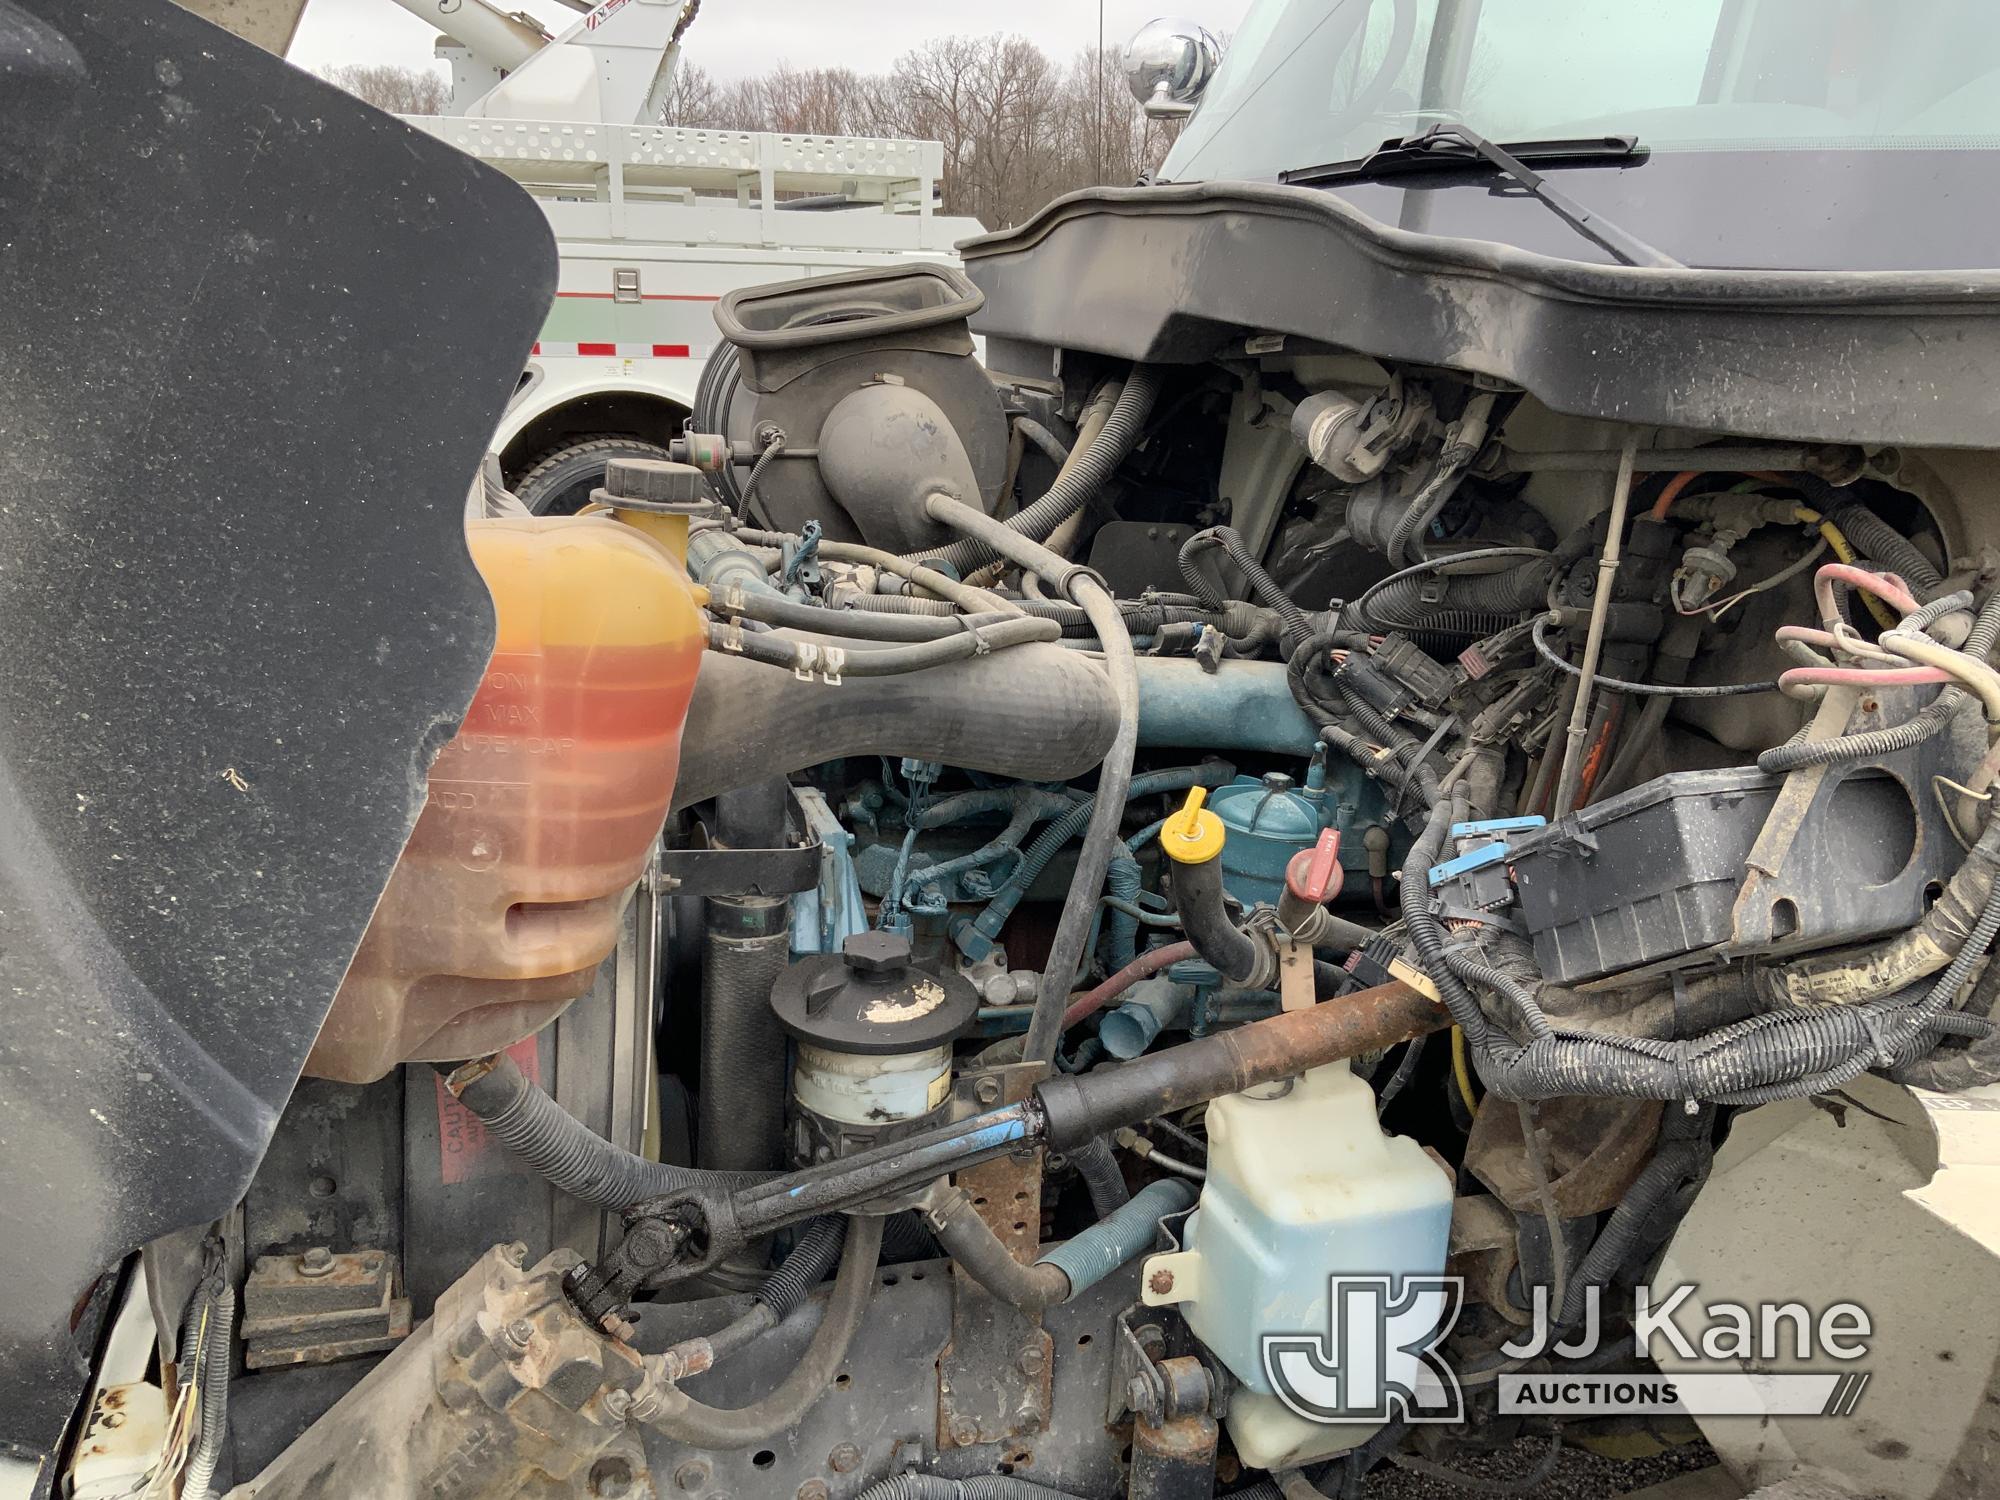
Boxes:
[502,1242,528,1268]
[504,1318,535,1354]
[797,1483,830,1500]
[1125,1374,1153,1414]
[828,1443,862,1474]
[603,1390,632,1421]
[673,1459,711,1492]
[1017,1345,1047,1377]
[948,1415,980,1447]
[972,1076,1003,1105]
[297,1247,335,1278]
[1147,1268,1176,1296]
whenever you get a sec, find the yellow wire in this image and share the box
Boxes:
[1450,1025,1479,1116]
[1797,506,1899,629]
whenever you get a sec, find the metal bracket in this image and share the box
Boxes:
[655,837,821,898]
[938,1063,1051,1450]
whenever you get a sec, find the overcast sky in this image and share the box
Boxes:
[288,0,1255,83]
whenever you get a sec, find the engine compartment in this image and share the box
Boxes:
[199,253,2000,1499]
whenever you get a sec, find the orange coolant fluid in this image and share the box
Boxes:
[308,513,706,1083]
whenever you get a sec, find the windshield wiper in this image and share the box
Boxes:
[1283,124,1681,270]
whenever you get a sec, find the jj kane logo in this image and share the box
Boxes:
[1261,1277,1873,1424]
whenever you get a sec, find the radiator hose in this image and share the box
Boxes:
[925,1178,1196,1313]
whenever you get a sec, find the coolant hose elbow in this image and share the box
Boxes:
[1037,1178,1196,1298]
[926,1178,1195,1314]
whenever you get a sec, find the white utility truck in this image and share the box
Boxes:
[351,0,984,510]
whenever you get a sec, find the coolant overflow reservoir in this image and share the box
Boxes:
[307,513,705,1083]
[1141,1062,1454,1469]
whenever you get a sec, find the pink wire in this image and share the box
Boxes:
[1812,562,1920,626]
[1779,664,1952,692]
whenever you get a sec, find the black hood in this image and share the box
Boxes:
[0,0,554,1459]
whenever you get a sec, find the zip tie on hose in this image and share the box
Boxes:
[954,612,997,655]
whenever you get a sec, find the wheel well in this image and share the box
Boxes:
[498,392,688,484]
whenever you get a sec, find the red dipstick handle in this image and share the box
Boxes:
[1286,829,1344,905]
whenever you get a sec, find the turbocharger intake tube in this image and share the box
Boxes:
[673,640,1119,810]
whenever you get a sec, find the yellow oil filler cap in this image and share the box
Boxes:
[1160,786,1227,865]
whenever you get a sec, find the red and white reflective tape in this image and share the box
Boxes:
[529,342,707,359]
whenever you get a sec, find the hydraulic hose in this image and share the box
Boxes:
[708,587,1031,642]
[919,492,1143,1067]
[637,1213,884,1448]
[700,1215,848,1363]
[445,1051,774,1205]
[918,368,1161,578]
[709,616,1059,676]
[1068,1133,1132,1216]
[1065,940,1199,1029]
[730,528,1021,616]
[1102,851,1146,972]
[842,590,1262,640]
[1015,416,1071,469]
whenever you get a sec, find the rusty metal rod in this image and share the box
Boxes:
[650,982,1446,1277]
[1035,980,1447,1152]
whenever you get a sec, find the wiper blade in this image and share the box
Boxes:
[1284,125,1681,270]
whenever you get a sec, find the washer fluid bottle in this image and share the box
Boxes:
[307,512,705,1083]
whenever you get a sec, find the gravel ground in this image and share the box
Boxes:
[1354,1437,1721,1499]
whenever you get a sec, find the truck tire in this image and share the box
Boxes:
[512,436,673,515]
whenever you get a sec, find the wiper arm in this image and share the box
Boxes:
[1284,124,1681,270]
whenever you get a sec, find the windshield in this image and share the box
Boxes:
[1162,0,2000,183]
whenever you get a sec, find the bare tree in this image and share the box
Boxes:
[660,59,724,128]
[664,39,1184,226]
[319,63,449,116]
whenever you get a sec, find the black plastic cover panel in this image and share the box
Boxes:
[960,183,2000,449]
[0,0,554,1458]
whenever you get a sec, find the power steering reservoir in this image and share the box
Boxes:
[769,930,977,1163]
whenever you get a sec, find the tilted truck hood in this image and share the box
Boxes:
[0,0,554,1460]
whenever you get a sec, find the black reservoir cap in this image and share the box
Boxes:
[769,930,979,1055]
